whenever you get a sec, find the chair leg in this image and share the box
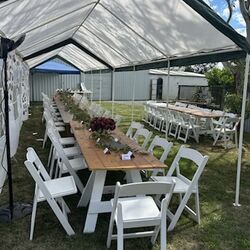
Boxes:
[47,198,75,236]
[168,191,193,231]
[47,144,53,168]
[42,131,48,148]
[117,223,124,250]
[107,217,115,248]
[151,225,160,244]
[195,191,200,224]
[29,197,38,240]
[160,217,167,250]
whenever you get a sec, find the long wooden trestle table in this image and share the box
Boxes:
[55,96,167,233]
[70,120,167,233]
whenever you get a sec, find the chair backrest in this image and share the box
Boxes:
[133,128,153,149]
[148,136,173,163]
[113,114,122,127]
[47,128,84,191]
[126,121,144,138]
[25,148,53,199]
[167,145,209,187]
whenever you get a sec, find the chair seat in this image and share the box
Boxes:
[112,196,160,223]
[151,176,196,193]
[38,176,77,202]
[62,157,85,173]
[63,146,81,157]
[59,137,76,146]
[214,128,235,133]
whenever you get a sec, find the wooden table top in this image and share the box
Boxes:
[70,120,167,171]
[149,103,222,118]
[54,95,73,123]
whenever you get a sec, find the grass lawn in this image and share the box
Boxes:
[0,101,249,250]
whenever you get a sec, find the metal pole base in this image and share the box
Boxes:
[0,202,32,223]
[233,203,241,207]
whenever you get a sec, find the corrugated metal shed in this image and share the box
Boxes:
[30,58,81,101]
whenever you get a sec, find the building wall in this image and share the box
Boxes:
[30,72,80,101]
[82,70,150,101]
[161,75,208,100]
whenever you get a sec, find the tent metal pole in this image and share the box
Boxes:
[3,57,14,219]
[91,70,93,103]
[99,70,102,104]
[111,70,115,118]
[131,65,136,122]
[234,53,250,206]
[165,60,170,139]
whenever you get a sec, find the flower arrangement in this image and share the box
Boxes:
[90,117,116,133]
[90,117,131,153]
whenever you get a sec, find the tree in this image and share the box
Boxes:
[205,68,234,87]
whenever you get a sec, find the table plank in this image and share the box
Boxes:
[70,120,166,171]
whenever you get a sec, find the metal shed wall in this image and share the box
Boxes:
[82,70,150,101]
[30,72,80,101]
[82,72,112,101]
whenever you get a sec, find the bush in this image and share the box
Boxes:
[224,93,250,118]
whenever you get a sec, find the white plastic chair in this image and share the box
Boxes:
[47,128,86,193]
[133,128,152,150]
[126,121,144,139]
[151,145,209,231]
[168,111,181,138]
[147,135,173,176]
[24,147,77,240]
[107,181,175,250]
[114,114,122,127]
[42,109,65,148]
[177,113,201,143]
[213,116,240,148]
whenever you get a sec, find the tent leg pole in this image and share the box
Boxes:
[165,60,170,140]
[131,65,136,122]
[99,70,102,104]
[234,53,250,207]
[111,70,115,118]
[91,70,93,103]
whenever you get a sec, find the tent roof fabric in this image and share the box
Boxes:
[0,0,249,72]
[32,60,80,74]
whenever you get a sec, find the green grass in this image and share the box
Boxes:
[0,102,249,250]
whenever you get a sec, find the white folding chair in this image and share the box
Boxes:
[177,113,201,143]
[213,116,240,148]
[114,114,122,127]
[107,181,175,250]
[47,128,86,193]
[147,135,173,176]
[125,121,144,139]
[151,145,209,231]
[168,111,181,138]
[42,109,65,148]
[24,147,77,240]
[133,128,152,150]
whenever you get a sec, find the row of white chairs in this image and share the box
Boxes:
[143,102,240,147]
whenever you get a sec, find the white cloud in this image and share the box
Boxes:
[234,11,245,26]
[236,27,247,37]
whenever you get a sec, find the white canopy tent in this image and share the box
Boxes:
[0,0,249,205]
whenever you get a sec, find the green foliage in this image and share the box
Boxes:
[205,68,234,87]
[224,93,250,118]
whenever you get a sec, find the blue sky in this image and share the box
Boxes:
[204,0,246,36]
